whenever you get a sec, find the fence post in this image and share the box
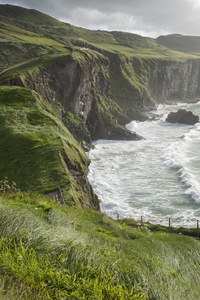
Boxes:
[197,220,199,239]
[117,213,119,221]
[141,216,143,227]
[168,218,171,232]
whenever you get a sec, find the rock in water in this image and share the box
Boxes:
[166,109,199,125]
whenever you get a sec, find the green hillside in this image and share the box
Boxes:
[0,4,62,25]
[0,86,97,209]
[1,191,200,299]
[1,4,200,75]
[157,34,200,54]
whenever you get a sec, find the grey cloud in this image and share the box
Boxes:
[1,0,200,37]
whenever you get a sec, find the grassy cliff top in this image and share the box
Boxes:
[157,34,200,54]
[1,4,200,74]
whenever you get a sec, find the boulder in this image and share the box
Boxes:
[166,109,199,125]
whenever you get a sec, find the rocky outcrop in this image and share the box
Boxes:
[166,109,199,125]
[23,55,108,124]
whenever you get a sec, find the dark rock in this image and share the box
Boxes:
[127,107,149,121]
[166,109,199,125]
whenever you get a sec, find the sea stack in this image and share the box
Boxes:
[166,109,199,125]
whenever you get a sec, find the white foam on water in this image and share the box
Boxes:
[160,140,186,169]
[88,102,200,227]
[160,120,200,204]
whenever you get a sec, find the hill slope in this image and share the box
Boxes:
[1,4,200,73]
[1,192,200,299]
[157,34,200,54]
[0,86,99,209]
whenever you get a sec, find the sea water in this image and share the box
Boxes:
[88,102,200,227]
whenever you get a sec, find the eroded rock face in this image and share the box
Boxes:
[149,60,200,101]
[19,54,140,142]
[166,109,199,125]
[23,56,107,124]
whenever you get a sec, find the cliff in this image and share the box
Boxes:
[109,55,200,120]
[2,51,200,145]
[0,86,99,210]
[1,5,200,209]
[0,51,142,145]
[1,5,200,134]
[148,59,200,102]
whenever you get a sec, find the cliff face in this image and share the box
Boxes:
[148,59,200,102]
[3,52,141,143]
[24,55,109,124]
[108,55,156,122]
[23,54,106,142]
[108,56,200,123]
[2,52,200,137]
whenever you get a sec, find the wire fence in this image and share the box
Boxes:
[116,213,200,239]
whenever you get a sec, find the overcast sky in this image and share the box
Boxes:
[1,0,200,37]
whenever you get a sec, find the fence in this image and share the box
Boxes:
[116,213,200,239]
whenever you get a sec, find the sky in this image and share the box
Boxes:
[1,0,200,38]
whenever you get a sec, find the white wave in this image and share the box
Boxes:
[184,188,200,203]
[161,125,200,203]
[179,169,200,203]
[160,139,187,169]
[88,101,200,227]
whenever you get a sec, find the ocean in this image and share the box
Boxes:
[88,102,200,227]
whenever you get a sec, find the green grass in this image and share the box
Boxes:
[0,86,94,209]
[0,40,55,73]
[1,3,200,74]
[0,51,72,83]
[157,34,200,55]
[0,191,200,299]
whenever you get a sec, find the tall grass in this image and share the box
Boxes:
[1,192,200,299]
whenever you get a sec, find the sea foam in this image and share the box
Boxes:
[161,123,200,203]
[88,102,200,227]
